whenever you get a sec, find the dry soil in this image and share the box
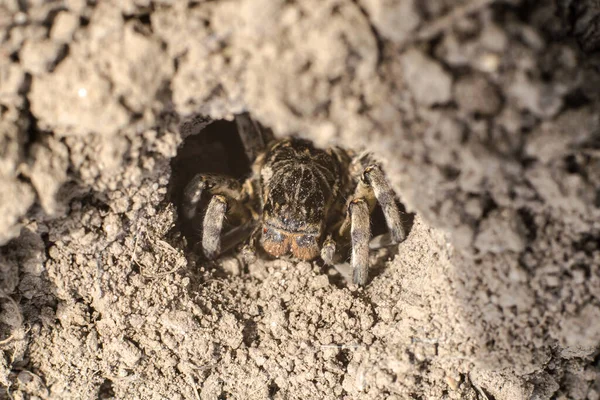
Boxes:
[1,0,600,399]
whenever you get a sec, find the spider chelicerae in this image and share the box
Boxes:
[182,114,406,285]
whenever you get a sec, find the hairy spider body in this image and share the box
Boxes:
[183,115,405,285]
[259,139,349,261]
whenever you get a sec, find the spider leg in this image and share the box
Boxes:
[363,165,406,244]
[202,195,256,260]
[241,226,261,264]
[321,234,337,266]
[182,174,207,220]
[339,159,404,285]
[183,173,251,259]
[235,112,274,163]
[220,220,258,255]
[349,199,371,286]
[202,195,228,259]
[182,174,242,220]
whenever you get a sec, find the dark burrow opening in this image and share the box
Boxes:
[169,114,414,281]
[170,117,253,250]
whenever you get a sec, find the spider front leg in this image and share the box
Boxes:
[339,177,376,285]
[362,165,406,244]
[183,174,248,259]
[349,199,371,285]
[202,195,230,259]
[342,161,405,285]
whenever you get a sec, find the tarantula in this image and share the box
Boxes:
[182,114,406,285]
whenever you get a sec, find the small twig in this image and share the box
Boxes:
[0,292,23,346]
[135,231,186,279]
[0,335,15,346]
[412,0,497,44]
[137,259,185,279]
[469,372,491,400]
[154,239,179,252]
[320,344,363,350]
[129,224,143,269]
[186,374,201,400]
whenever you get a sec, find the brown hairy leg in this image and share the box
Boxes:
[183,174,249,259]
[349,199,371,285]
[363,165,406,244]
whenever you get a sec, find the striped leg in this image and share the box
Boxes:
[235,113,273,163]
[202,195,228,259]
[340,160,405,285]
[362,165,405,244]
[183,174,249,259]
[349,199,371,286]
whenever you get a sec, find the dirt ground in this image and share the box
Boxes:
[1,0,600,399]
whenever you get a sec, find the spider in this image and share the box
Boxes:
[182,114,406,285]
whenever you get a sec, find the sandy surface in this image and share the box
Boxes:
[1,0,600,399]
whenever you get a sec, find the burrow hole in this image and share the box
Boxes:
[170,117,252,249]
[169,115,414,267]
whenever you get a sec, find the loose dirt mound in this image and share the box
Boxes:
[1,1,599,399]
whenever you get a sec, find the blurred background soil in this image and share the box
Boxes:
[1,0,600,399]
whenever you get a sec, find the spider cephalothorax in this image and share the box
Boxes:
[182,114,406,285]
